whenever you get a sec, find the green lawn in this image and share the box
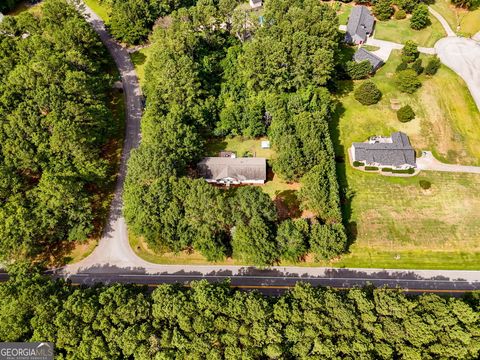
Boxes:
[84,0,111,24]
[336,50,480,166]
[431,0,480,37]
[374,15,446,47]
[206,135,274,158]
[337,2,354,25]
[130,47,151,88]
[6,0,43,16]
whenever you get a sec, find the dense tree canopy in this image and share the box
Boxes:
[0,0,114,261]
[123,0,346,265]
[1,271,480,359]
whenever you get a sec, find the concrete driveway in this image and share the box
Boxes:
[417,151,480,174]
[435,37,480,111]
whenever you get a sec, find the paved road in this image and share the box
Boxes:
[429,6,457,37]
[435,37,480,111]
[67,2,146,273]
[417,151,480,173]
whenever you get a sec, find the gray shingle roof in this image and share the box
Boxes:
[353,47,384,71]
[346,6,375,44]
[352,132,416,167]
[198,157,267,182]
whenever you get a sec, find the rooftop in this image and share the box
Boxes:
[198,157,267,182]
[353,47,384,70]
[352,132,416,167]
[346,6,375,43]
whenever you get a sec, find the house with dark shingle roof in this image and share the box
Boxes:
[354,47,384,72]
[351,132,416,169]
[198,157,267,185]
[345,6,375,44]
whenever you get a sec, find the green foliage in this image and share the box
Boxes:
[396,0,418,13]
[345,60,372,80]
[0,0,113,261]
[396,69,421,93]
[276,219,309,262]
[2,274,480,359]
[425,56,441,75]
[419,180,431,189]
[365,166,379,170]
[354,81,382,105]
[109,0,193,44]
[412,58,424,74]
[353,161,364,167]
[392,167,415,174]
[373,0,394,20]
[410,4,430,30]
[402,40,420,63]
[451,0,480,8]
[396,61,409,72]
[394,9,407,19]
[309,222,347,259]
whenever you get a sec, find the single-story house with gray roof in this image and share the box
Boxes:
[198,157,267,185]
[345,6,375,44]
[354,47,384,72]
[351,132,416,169]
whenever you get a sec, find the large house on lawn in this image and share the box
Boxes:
[197,157,267,185]
[345,6,375,44]
[351,132,416,169]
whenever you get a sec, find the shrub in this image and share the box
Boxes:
[353,161,363,167]
[354,81,382,105]
[373,0,394,20]
[410,4,431,30]
[345,60,372,80]
[396,69,421,93]
[419,180,431,189]
[412,58,424,74]
[365,166,379,171]
[396,61,408,73]
[402,40,419,63]
[425,56,441,75]
[397,105,416,122]
[381,167,393,172]
[395,9,407,19]
[392,168,415,174]
[397,0,418,13]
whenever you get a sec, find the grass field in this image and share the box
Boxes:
[336,2,354,25]
[335,50,480,166]
[83,0,111,24]
[431,0,480,37]
[374,15,446,47]
[130,47,151,87]
[6,0,43,16]
[206,136,274,158]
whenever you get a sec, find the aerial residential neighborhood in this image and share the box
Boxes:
[0,0,479,358]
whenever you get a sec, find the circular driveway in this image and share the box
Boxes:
[435,37,480,111]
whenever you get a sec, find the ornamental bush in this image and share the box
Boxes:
[397,104,416,122]
[402,40,419,62]
[354,81,382,105]
[345,60,372,79]
[412,58,424,74]
[419,180,432,189]
[410,4,431,30]
[396,61,408,72]
[396,69,421,93]
[373,0,394,20]
[394,9,407,19]
[425,56,441,75]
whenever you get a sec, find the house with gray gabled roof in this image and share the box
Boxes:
[354,47,384,72]
[198,157,267,185]
[345,6,375,44]
[351,132,416,169]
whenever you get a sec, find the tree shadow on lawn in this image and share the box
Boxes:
[329,99,358,250]
[274,190,301,221]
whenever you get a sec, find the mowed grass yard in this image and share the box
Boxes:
[337,50,480,165]
[374,15,446,47]
[83,0,111,24]
[332,49,480,269]
[431,0,480,37]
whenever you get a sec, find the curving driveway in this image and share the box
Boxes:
[417,151,480,173]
